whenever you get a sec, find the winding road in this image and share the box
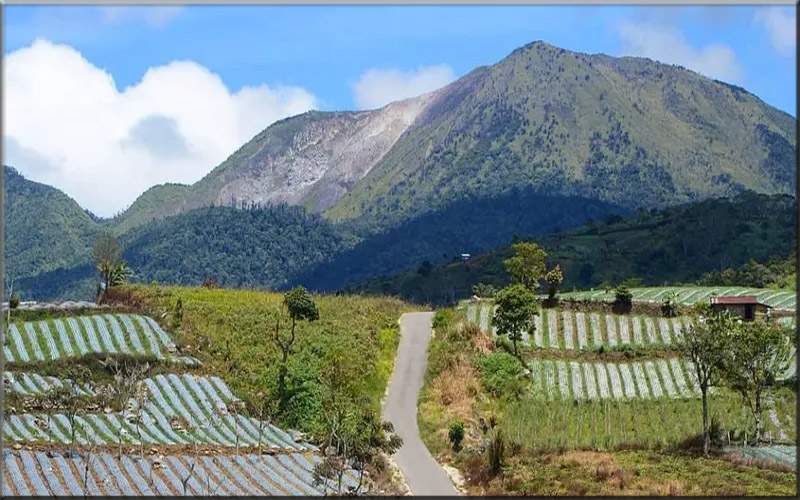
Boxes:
[383,312,459,496]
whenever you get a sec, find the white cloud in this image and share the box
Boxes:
[352,64,456,110]
[4,39,317,217]
[755,7,796,55]
[99,6,186,28]
[617,21,743,83]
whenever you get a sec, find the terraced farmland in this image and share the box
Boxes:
[3,371,305,449]
[3,313,199,365]
[559,286,796,310]
[529,359,701,401]
[2,310,366,495]
[1,449,359,496]
[466,303,689,349]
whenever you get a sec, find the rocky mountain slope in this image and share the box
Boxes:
[114,93,436,233]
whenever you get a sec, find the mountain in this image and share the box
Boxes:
[6,40,798,301]
[344,191,797,306]
[114,41,795,236]
[326,41,796,230]
[113,94,436,233]
[3,165,101,293]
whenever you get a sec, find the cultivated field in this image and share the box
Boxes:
[4,313,199,365]
[558,286,796,310]
[2,310,363,496]
[2,449,356,496]
[467,303,688,348]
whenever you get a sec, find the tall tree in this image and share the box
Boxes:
[274,286,319,410]
[92,231,121,301]
[493,284,537,357]
[503,242,548,292]
[723,320,793,443]
[677,308,736,455]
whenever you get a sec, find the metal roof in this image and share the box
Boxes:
[710,295,772,307]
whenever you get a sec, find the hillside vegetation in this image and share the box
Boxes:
[5,40,797,302]
[416,305,796,495]
[347,192,796,305]
[328,41,796,231]
[107,285,414,436]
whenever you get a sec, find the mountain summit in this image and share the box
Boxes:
[115,40,795,234]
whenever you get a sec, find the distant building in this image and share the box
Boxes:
[460,253,471,261]
[709,295,772,321]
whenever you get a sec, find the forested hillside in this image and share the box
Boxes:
[346,192,796,305]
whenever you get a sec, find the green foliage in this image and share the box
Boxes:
[722,320,794,441]
[284,285,320,322]
[432,308,455,331]
[112,285,412,437]
[9,292,20,309]
[487,428,505,477]
[477,352,523,398]
[493,284,538,356]
[504,242,548,291]
[472,283,497,299]
[613,285,633,305]
[448,420,466,450]
[698,252,796,290]
[545,265,564,300]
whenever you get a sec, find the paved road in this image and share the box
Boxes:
[383,312,459,496]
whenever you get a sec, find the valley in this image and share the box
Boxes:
[2,34,797,497]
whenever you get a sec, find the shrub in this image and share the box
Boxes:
[614,285,633,305]
[472,283,497,299]
[477,352,523,398]
[449,421,465,451]
[487,428,505,477]
[433,309,454,331]
[9,293,20,309]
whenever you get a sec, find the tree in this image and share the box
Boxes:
[493,284,537,357]
[503,242,548,291]
[472,283,497,299]
[313,350,402,495]
[544,265,564,301]
[677,310,736,455]
[722,320,792,443]
[92,231,121,301]
[274,286,319,410]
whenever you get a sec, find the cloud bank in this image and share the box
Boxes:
[352,64,455,110]
[4,39,316,217]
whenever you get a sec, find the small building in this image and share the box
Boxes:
[709,295,772,321]
[460,253,471,261]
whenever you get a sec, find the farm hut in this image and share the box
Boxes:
[709,295,772,321]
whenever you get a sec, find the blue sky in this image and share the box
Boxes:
[3,4,796,216]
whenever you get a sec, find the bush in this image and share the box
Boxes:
[449,421,465,451]
[614,285,633,304]
[487,428,505,477]
[9,292,20,309]
[477,352,523,398]
[432,309,454,331]
[494,334,515,355]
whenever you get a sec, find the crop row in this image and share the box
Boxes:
[559,287,796,310]
[3,372,306,450]
[467,305,689,349]
[3,314,199,366]
[725,445,797,467]
[1,449,360,496]
[529,359,702,401]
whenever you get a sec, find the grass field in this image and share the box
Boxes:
[559,286,796,310]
